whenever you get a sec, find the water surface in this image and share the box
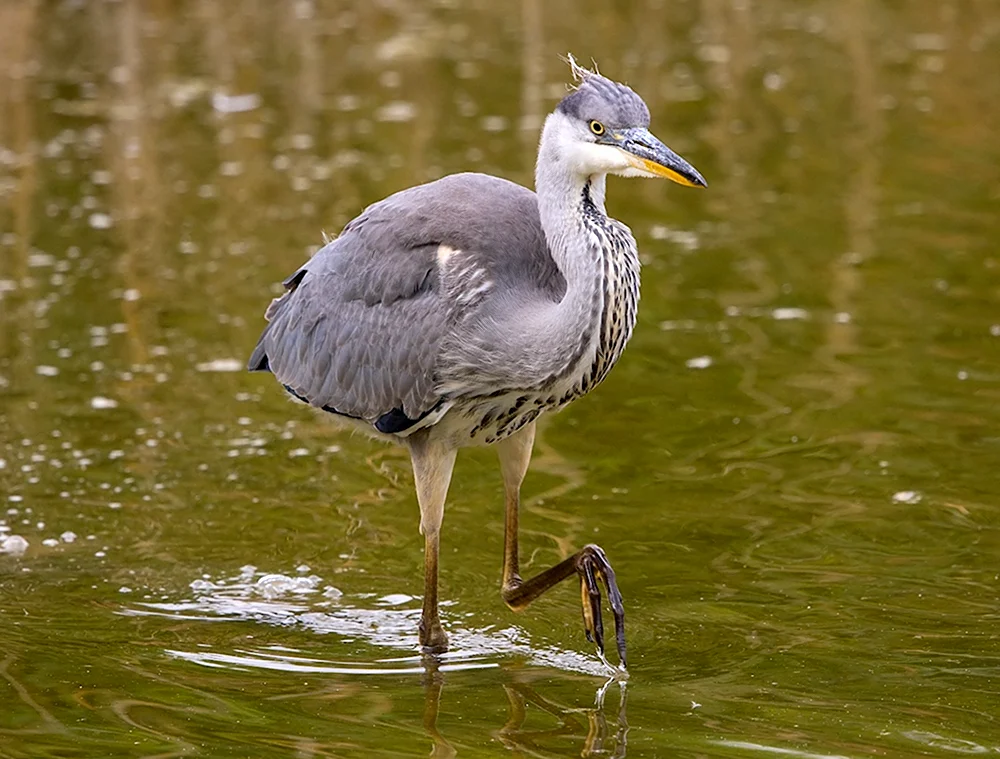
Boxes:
[1,2,999,757]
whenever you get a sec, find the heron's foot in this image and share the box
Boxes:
[577,544,627,669]
[418,617,449,654]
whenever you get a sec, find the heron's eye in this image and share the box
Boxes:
[589,120,606,136]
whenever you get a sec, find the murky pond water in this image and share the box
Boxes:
[2,2,999,757]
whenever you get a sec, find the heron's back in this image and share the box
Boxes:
[344,173,565,299]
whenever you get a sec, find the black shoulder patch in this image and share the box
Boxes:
[374,407,420,434]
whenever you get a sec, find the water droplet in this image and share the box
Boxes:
[771,307,809,321]
[685,356,713,369]
[88,212,113,229]
[1,535,29,555]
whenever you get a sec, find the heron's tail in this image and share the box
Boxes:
[247,340,270,372]
[247,267,309,372]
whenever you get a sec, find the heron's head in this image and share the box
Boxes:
[545,55,706,188]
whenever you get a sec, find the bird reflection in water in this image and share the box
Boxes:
[421,655,629,759]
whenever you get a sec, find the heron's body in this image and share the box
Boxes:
[249,58,705,667]
[250,171,640,449]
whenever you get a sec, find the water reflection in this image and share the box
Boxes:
[498,677,628,758]
[167,648,628,759]
[119,564,631,755]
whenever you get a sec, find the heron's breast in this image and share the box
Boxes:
[429,222,640,448]
[548,223,640,404]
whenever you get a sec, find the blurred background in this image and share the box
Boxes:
[1,1,998,757]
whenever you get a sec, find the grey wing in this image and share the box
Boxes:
[247,172,562,434]
[247,229,449,433]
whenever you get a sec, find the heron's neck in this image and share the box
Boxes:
[534,134,605,286]
[536,167,605,307]
[533,147,637,385]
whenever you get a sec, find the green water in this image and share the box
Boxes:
[2,2,999,757]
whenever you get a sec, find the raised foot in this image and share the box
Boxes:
[418,618,449,654]
[577,544,627,669]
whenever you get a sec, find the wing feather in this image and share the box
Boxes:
[247,172,563,430]
[250,239,445,422]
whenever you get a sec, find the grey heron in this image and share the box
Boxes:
[248,57,706,668]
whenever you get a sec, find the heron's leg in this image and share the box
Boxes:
[495,422,626,667]
[408,432,458,653]
[496,421,536,591]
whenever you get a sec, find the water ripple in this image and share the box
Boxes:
[121,565,612,678]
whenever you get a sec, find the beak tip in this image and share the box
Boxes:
[683,166,707,188]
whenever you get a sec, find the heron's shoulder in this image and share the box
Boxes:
[349,173,552,283]
[344,172,542,246]
[385,172,537,210]
[298,172,560,308]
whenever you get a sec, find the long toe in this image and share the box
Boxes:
[576,544,627,668]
